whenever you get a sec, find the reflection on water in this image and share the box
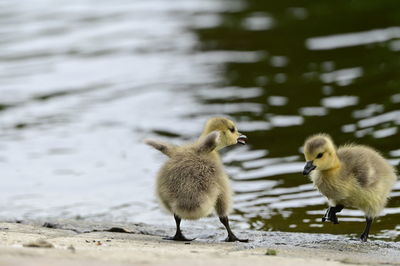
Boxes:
[0,0,399,241]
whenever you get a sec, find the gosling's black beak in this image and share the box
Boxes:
[303,161,316,175]
[237,134,247,145]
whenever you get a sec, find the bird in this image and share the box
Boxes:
[145,117,248,242]
[303,133,397,241]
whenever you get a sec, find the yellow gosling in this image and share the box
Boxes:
[303,133,397,242]
[145,117,248,242]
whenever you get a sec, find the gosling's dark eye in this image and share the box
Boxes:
[316,153,323,159]
[229,127,235,133]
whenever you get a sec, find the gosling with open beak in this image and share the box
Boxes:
[237,134,247,145]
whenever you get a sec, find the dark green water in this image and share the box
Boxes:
[0,0,398,241]
[189,0,400,241]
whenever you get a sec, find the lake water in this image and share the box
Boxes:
[0,0,399,241]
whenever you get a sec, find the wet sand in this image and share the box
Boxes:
[0,220,399,266]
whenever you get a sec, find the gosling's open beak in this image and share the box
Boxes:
[303,161,316,175]
[237,134,247,145]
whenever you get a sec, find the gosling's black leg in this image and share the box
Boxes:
[360,217,373,242]
[163,214,194,241]
[219,216,248,242]
[322,205,344,224]
[322,208,330,222]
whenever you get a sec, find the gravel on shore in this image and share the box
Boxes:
[0,220,399,266]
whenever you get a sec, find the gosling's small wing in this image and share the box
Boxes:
[338,146,385,187]
[144,139,177,157]
[197,131,219,153]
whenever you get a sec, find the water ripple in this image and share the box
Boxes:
[306,27,400,50]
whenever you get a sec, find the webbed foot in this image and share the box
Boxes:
[224,235,249,242]
[165,214,195,242]
[360,233,368,242]
[322,205,344,224]
[219,216,249,243]
[163,234,195,242]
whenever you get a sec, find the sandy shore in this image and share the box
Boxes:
[0,220,399,266]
